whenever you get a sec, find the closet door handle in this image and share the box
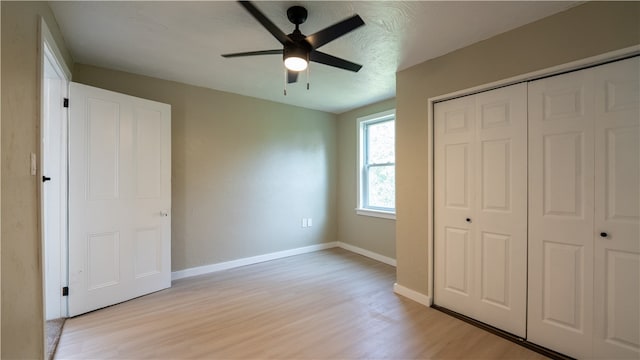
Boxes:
[600,232,608,238]
[466,218,472,223]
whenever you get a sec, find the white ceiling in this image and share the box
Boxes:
[50,1,577,114]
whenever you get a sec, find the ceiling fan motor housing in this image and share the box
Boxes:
[287,6,308,25]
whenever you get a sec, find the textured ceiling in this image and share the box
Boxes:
[50,1,577,114]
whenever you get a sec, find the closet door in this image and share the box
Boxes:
[434,95,476,315]
[592,57,639,359]
[434,83,527,337]
[528,56,639,359]
[528,67,596,359]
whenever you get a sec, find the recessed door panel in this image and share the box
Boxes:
[480,232,510,308]
[444,109,471,134]
[135,108,162,199]
[604,250,640,351]
[444,144,470,209]
[134,227,162,278]
[444,227,470,295]
[481,139,511,212]
[605,127,639,222]
[543,132,583,217]
[481,101,510,129]
[87,232,120,290]
[87,98,120,200]
[543,89,583,121]
[542,241,584,331]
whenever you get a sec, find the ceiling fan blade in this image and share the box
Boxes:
[287,70,298,84]
[305,15,365,50]
[310,51,362,72]
[239,1,291,45]
[221,49,283,58]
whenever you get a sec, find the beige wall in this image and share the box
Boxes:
[336,98,396,258]
[1,1,73,358]
[74,64,338,271]
[395,1,640,296]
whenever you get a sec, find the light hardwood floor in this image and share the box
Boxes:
[55,248,547,359]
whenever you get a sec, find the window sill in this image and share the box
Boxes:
[356,208,396,220]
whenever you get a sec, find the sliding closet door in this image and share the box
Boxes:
[434,83,527,337]
[592,57,639,359]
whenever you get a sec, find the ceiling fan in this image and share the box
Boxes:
[222,1,365,87]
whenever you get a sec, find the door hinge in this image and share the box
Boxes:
[62,286,69,296]
[63,98,69,108]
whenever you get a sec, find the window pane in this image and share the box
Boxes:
[367,165,395,209]
[367,120,395,164]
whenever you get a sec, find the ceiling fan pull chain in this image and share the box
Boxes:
[307,65,310,90]
[284,67,287,96]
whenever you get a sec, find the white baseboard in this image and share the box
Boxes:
[172,241,398,281]
[337,242,396,267]
[172,242,338,280]
[393,283,432,307]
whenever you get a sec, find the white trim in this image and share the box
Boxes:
[40,17,71,322]
[171,241,399,281]
[357,108,396,123]
[355,208,396,220]
[357,109,397,214]
[393,283,432,307]
[430,45,640,105]
[337,242,396,266]
[171,242,338,280]
[40,17,71,80]
[426,45,640,304]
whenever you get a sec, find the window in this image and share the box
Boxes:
[357,109,396,219]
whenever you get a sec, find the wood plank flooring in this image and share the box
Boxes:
[55,248,547,359]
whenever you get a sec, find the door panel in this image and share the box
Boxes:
[473,83,527,337]
[480,231,510,307]
[444,227,471,295]
[69,82,171,317]
[435,83,527,338]
[542,132,584,217]
[529,56,639,359]
[528,67,595,359]
[593,57,640,359]
[542,241,584,330]
[444,143,470,209]
[435,95,476,315]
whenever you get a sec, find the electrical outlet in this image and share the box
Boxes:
[301,218,308,228]
[308,218,313,227]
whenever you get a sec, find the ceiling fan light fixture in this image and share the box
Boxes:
[284,56,308,71]
[283,45,308,71]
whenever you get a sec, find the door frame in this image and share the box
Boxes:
[426,45,640,304]
[39,16,72,322]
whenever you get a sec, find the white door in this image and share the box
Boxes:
[68,82,171,317]
[528,56,639,359]
[528,67,596,358]
[434,83,528,337]
[592,58,640,359]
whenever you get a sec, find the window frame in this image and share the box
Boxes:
[356,109,396,220]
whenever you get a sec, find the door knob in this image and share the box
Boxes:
[600,232,608,238]
[466,218,472,223]
[42,176,51,183]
